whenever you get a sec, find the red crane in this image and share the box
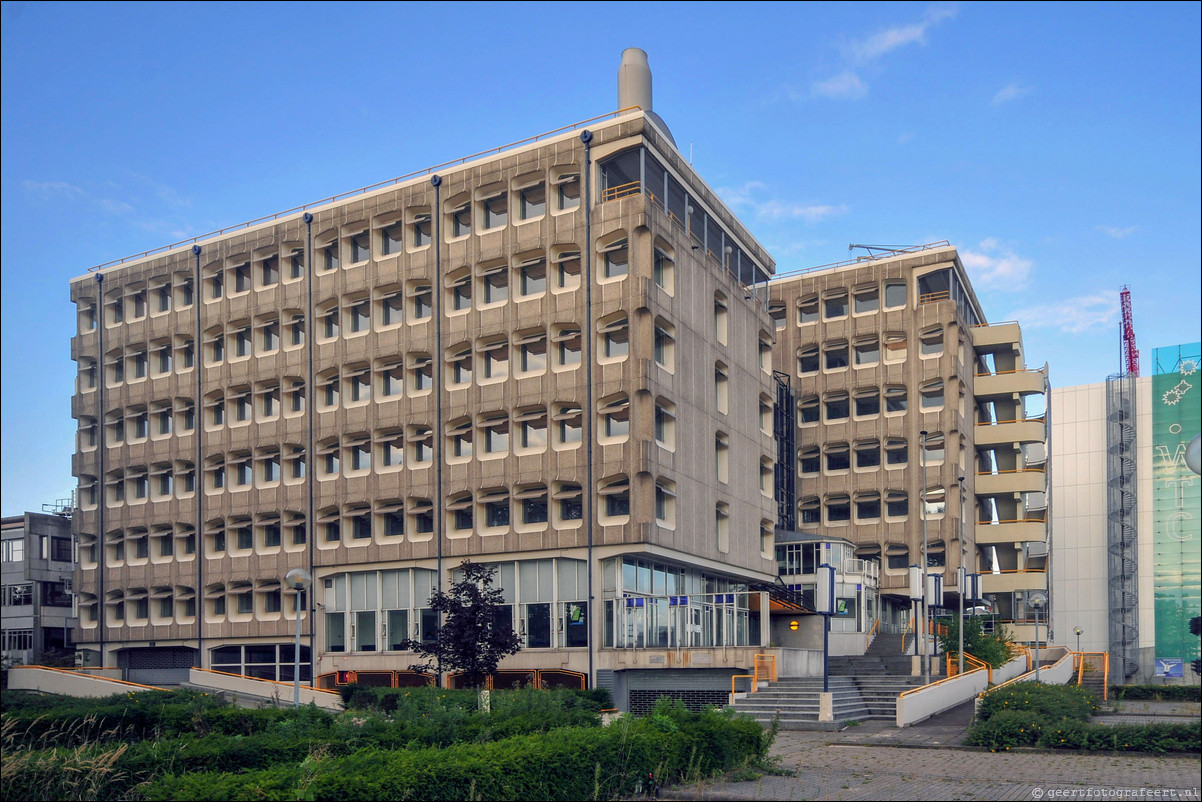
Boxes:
[1120,286,1139,377]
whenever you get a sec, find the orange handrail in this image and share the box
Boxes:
[601,181,642,202]
[971,372,1048,382]
[192,666,339,695]
[975,467,1046,475]
[919,291,951,304]
[731,674,754,696]
[753,653,777,684]
[946,651,993,684]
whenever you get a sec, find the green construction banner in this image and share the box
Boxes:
[1151,342,1202,677]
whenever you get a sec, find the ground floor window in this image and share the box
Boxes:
[210,643,311,682]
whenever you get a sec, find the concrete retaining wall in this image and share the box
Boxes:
[188,668,343,711]
[775,648,825,677]
[896,654,1030,727]
[8,666,162,697]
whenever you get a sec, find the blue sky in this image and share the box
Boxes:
[2,1,1199,516]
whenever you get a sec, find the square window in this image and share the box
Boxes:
[519,184,546,219]
[482,194,508,229]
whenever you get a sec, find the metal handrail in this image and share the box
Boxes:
[976,467,1046,475]
[918,291,951,304]
[946,651,993,684]
[773,240,952,279]
[87,107,641,273]
[754,653,778,683]
[974,368,1045,378]
[975,417,1047,426]
[600,181,642,202]
[193,666,338,695]
[976,518,1047,525]
[11,664,164,690]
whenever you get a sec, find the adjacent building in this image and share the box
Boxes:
[1051,342,1201,683]
[768,245,1051,647]
[1,511,77,666]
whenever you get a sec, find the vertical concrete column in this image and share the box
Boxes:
[819,692,834,722]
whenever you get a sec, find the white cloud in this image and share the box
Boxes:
[992,82,1031,106]
[758,201,849,222]
[1007,293,1119,334]
[848,7,958,62]
[22,180,86,201]
[810,7,956,102]
[716,182,848,223]
[1097,225,1136,239]
[811,71,867,100]
[961,240,1034,289]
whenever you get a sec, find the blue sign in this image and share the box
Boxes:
[1155,658,1184,678]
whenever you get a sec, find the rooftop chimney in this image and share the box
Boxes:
[617,48,677,147]
[618,48,653,112]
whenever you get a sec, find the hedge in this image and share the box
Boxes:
[143,704,766,802]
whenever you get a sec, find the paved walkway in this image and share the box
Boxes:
[660,701,1201,801]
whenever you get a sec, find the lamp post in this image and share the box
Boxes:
[957,475,966,678]
[818,562,836,693]
[920,429,930,685]
[1030,590,1048,683]
[285,567,312,706]
[1074,626,1083,653]
[909,564,923,664]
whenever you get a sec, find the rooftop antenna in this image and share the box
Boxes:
[849,244,908,257]
[1120,285,1139,377]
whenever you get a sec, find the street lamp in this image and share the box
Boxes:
[909,564,923,662]
[818,562,836,693]
[284,567,312,706]
[920,429,930,685]
[957,475,966,678]
[1074,626,1083,653]
[1029,590,1048,683]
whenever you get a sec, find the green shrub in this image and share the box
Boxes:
[966,709,1045,750]
[143,704,767,801]
[1109,684,1201,702]
[1039,720,1201,753]
[976,682,1098,723]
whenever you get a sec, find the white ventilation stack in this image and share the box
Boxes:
[618,48,653,112]
[617,48,677,147]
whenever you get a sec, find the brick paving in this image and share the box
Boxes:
[660,701,1201,801]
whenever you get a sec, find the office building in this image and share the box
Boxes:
[768,244,1051,647]
[68,50,784,702]
[1,511,77,666]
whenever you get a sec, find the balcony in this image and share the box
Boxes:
[975,468,1046,497]
[976,518,1047,545]
[974,417,1046,447]
[971,321,1023,350]
[974,369,1045,398]
[981,569,1048,595]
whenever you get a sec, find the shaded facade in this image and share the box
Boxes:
[768,245,1051,645]
[1,512,76,665]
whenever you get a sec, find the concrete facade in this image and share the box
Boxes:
[768,246,1050,645]
[1,512,77,665]
[68,101,781,694]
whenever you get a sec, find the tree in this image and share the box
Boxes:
[936,614,1013,668]
[400,560,522,689]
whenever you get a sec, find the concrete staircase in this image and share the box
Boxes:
[728,633,929,730]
